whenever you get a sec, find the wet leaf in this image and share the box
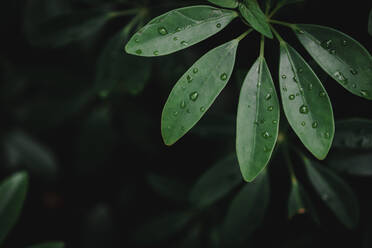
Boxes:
[161,39,239,145]
[279,43,334,159]
[221,169,270,246]
[239,0,273,38]
[126,6,238,57]
[294,24,372,100]
[189,154,242,208]
[0,172,28,245]
[236,57,280,182]
[304,157,359,229]
[207,0,239,8]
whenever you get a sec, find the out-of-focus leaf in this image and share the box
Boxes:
[221,169,270,246]
[177,224,202,248]
[236,57,279,182]
[95,27,151,97]
[4,131,58,182]
[0,172,28,245]
[161,39,239,145]
[191,113,235,138]
[333,119,372,149]
[134,211,193,244]
[80,204,114,248]
[239,0,273,38]
[279,43,334,160]
[189,154,242,208]
[294,24,372,100]
[146,173,188,202]
[27,242,65,248]
[327,151,372,176]
[207,0,239,8]
[126,6,238,56]
[304,157,359,229]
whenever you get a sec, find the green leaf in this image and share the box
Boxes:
[294,24,372,100]
[279,43,334,159]
[207,0,239,8]
[146,173,188,202]
[304,157,359,229]
[134,211,193,244]
[239,0,273,38]
[33,10,113,47]
[0,172,28,245]
[369,9,372,36]
[288,179,319,223]
[327,151,372,177]
[161,39,239,145]
[333,119,372,149]
[125,6,238,57]
[189,154,242,208]
[95,27,151,97]
[236,57,279,182]
[221,169,270,246]
[27,242,64,248]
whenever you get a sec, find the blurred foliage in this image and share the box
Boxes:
[0,0,371,248]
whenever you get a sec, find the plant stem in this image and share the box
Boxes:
[269,19,294,28]
[259,35,265,58]
[282,144,297,184]
[268,4,282,19]
[123,9,147,34]
[270,25,286,44]
[236,29,253,42]
[109,8,141,18]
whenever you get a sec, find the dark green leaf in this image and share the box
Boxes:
[161,39,239,145]
[126,6,238,57]
[304,157,359,229]
[236,57,279,182]
[134,211,193,244]
[221,169,270,246]
[27,242,64,248]
[294,24,372,99]
[239,0,273,38]
[333,119,372,149]
[32,10,114,47]
[0,172,28,245]
[95,27,151,96]
[327,151,372,176]
[189,154,242,208]
[207,0,239,8]
[368,9,372,36]
[279,43,334,159]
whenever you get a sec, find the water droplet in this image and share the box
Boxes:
[158,27,168,35]
[180,101,186,109]
[181,41,188,46]
[301,121,306,126]
[167,125,171,130]
[334,71,347,84]
[321,39,333,49]
[281,74,287,79]
[312,121,318,128]
[187,75,193,83]
[342,40,348,46]
[350,68,357,75]
[265,93,272,100]
[299,88,304,95]
[216,23,221,28]
[282,87,287,92]
[173,37,178,41]
[296,93,300,96]
[254,121,259,125]
[324,132,330,139]
[189,91,199,101]
[181,84,186,90]
[257,82,261,88]
[299,105,309,114]
[272,120,278,124]
[319,91,326,97]
[360,90,368,97]
[262,131,270,139]
[289,94,295,100]
[200,106,205,112]
[298,68,303,73]
[264,146,270,152]
[267,106,273,111]
[173,111,178,116]
[293,76,298,82]
[297,29,305,34]
[134,38,140,43]
[260,119,265,124]
[352,83,357,88]
[193,68,199,74]
[153,50,159,56]
[308,83,313,90]
[220,73,228,81]
[186,109,191,113]
[329,49,336,54]
[135,49,142,55]
[175,27,182,32]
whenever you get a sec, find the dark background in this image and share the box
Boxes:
[0,0,371,247]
